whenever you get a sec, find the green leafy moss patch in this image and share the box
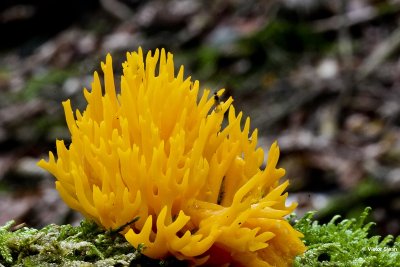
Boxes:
[0,220,185,267]
[293,207,400,266]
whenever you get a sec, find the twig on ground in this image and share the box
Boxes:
[100,0,134,21]
[357,26,400,79]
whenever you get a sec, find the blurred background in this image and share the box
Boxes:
[0,0,399,237]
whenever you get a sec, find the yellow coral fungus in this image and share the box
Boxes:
[38,48,306,266]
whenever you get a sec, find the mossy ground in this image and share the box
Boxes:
[293,207,400,267]
[0,220,185,267]
[0,208,399,266]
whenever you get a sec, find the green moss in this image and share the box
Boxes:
[293,207,400,266]
[0,221,14,264]
[0,220,186,266]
